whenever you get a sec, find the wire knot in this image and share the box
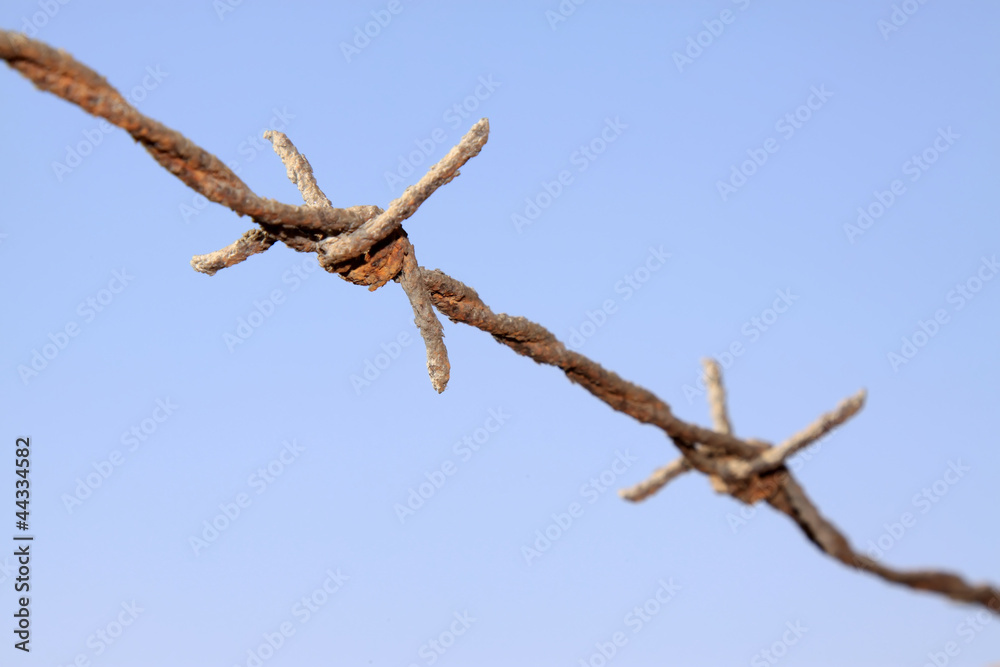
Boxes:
[319,227,410,292]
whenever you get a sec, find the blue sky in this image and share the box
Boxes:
[2,2,999,665]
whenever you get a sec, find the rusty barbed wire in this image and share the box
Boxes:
[2,28,997,616]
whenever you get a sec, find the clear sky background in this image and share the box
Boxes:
[2,2,999,666]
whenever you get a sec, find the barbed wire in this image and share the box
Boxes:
[2,28,996,615]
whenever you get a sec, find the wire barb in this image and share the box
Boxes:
[397,246,450,393]
[190,229,277,276]
[264,130,334,209]
[618,458,692,502]
[703,358,733,434]
[317,118,490,266]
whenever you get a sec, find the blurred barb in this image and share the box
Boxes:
[622,357,740,500]
[618,458,692,503]
[742,390,866,478]
[702,358,732,434]
[2,28,997,616]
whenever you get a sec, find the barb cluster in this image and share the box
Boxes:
[2,28,996,615]
[620,362,866,503]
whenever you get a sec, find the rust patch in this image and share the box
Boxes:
[709,466,789,504]
[321,227,409,291]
